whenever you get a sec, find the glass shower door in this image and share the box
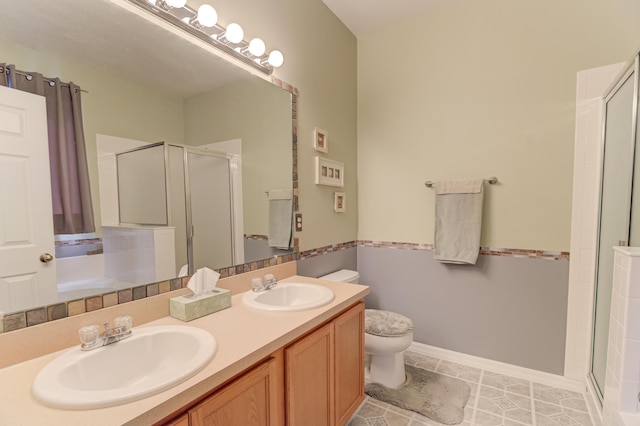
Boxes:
[116,143,168,225]
[591,67,637,398]
[186,150,234,271]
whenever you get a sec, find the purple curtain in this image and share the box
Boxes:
[0,64,9,86]
[0,64,95,234]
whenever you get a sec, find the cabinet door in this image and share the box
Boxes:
[285,322,334,426]
[334,302,365,425]
[189,355,283,426]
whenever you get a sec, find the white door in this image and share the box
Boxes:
[0,85,57,312]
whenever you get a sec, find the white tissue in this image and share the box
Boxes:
[187,267,220,298]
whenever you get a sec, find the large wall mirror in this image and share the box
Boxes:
[0,0,296,327]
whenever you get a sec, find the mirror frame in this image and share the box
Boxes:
[0,76,299,334]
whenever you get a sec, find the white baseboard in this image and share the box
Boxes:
[409,341,584,393]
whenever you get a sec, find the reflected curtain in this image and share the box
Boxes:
[0,64,95,234]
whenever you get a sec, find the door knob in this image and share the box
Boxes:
[39,253,54,263]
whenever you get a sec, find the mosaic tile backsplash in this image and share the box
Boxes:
[299,240,569,262]
[1,239,568,334]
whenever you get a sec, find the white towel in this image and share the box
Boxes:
[178,264,189,277]
[268,189,293,249]
[433,179,484,265]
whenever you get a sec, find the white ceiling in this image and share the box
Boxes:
[321,0,451,38]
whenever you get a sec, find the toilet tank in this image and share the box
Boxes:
[319,269,359,283]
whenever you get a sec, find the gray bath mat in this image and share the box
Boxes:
[365,364,471,425]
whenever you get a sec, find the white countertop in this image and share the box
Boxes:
[0,276,369,426]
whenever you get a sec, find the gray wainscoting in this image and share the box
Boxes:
[357,246,569,375]
[297,246,357,278]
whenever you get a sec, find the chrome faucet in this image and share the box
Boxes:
[252,274,278,292]
[79,316,132,351]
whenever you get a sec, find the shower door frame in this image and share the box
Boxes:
[115,141,242,276]
[589,54,640,404]
[179,145,239,275]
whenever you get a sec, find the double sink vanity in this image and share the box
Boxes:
[0,264,369,425]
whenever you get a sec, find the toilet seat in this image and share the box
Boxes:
[317,270,414,389]
[364,309,413,388]
[365,309,413,337]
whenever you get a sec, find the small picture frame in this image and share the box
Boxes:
[315,156,344,187]
[313,127,328,153]
[334,192,346,212]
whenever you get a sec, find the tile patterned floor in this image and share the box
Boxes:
[348,351,594,426]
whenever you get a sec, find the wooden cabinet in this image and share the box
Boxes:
[189,353,284,426]
[285,302,365,426]
[163,301,364,426]
[334,302,365,425]
[164,414,189,426]
[285,322,334,425]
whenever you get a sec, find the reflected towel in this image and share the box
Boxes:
[268,189,293,249]
[178,264,189,277]
[434,179,484,265]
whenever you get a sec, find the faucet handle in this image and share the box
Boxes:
[114,315,132,332]
[251,277,263,291]
[263,274,277,289]
[79,325,100,345]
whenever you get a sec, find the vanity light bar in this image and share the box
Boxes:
[124,0,283,75]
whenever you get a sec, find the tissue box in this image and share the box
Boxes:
[170,288,231,321]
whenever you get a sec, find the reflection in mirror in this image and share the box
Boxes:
[0,0,296,330]
[112,142,238,275]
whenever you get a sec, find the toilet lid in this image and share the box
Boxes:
[365,309,413,337]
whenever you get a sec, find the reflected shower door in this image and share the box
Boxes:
[187,151,234,271]
[117,143,168,225]
[591,69,637,398]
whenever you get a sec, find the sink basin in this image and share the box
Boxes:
[32,325,216,409]
[243,282,334,311]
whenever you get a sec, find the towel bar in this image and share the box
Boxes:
[424,176,498,188]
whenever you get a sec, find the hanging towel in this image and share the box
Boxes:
[433,179,484,265]
[268,189,293,249]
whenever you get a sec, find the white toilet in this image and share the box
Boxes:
[319,269,414,389]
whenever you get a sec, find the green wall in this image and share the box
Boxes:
[357,0,640,251]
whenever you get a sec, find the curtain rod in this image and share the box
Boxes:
[0,66,89,94]
[424,176,498,188]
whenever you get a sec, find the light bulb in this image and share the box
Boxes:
[225,23,244,43]
[197,4,217,27]
[166,0,187,7]
[248,38,266,56]
[268,50,284,68]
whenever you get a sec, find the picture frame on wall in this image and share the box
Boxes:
[334,192,346,212]
[313,127,328,153]
[315,156,344,187]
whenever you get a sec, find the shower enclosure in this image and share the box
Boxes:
[116,142,241,275]
[591,54,640,401]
